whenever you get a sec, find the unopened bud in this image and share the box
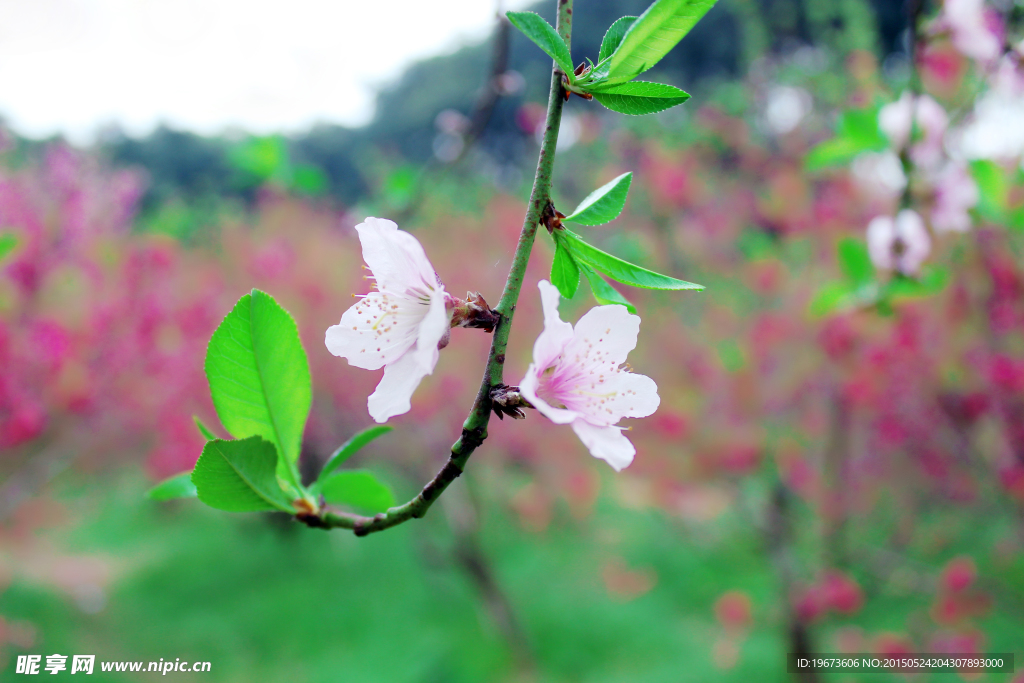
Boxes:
[489,383,533,420]
[449,292,500,332]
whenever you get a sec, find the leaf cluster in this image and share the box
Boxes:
[147,290,395,516]
[548,172,703,312]
[509,0,720,116]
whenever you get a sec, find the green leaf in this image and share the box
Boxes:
[602,0,718,85]
[970,159,1008,221]
[191,437,294,513]
[551,241,581,299]
[506,11,575,78]
[599,16,638,63]
[315,425,393,490]
[146,472,198,501]
[193,415,217,441]
[561,230,704,291]
[0,232,17,262]
[591,82,690,116]
[564,172,633,225]
[804,137,864,171]
[884,266,949,301]
[837,106,886,150]
[808,281,859,317]
[837,238,875,285]
[808,280,881,317]
[320,470,396,514]
[805,107,888,171]
[205,289,311,491]
[580,263,636,313]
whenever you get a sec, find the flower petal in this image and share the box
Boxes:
[532,280,573,371]
[356,217,437,294]
[866,215,895,271]
[326,292,422,370]
[561,303,640,371]
[570,370,660,425]
[367,351,429,423]
[571,419,636,471]
[520,362,579,425]
[412,284,450,374]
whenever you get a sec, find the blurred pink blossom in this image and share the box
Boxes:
[878,92,948,170]
[959,57,1024,160]
[930,162,978,233]
[936,0,1003,63]
[867,210,931,275]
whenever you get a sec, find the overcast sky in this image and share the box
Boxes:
[0,0,534,143]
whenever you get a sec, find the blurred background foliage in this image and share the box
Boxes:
[2,0,1024,681]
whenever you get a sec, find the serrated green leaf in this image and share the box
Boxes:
[561,230,704,291]
[603,0,718,85]
[314,425,393,491]
[564,172,633,225]
[0,232,17,262]
[320,470,396,514]
[193,415,217,441]
[205,289,311,491]
[191,437,294,513]
[591,82,690,116]
[580,263,636,313]
[146,472,198,501]
[506,11,574,78]
[837,238,874,285]
[551,241,581,299]
[599,16,638,63]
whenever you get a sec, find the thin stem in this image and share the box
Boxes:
[303,0,572,536]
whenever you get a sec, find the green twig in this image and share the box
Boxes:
[303,0,572,536]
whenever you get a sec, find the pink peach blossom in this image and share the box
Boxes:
[519,281,660,471]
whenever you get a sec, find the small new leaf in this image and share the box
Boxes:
[837,238,875,285]
[599,16,638,63]
[205,289,311,492]
[562,231,704,291]
[580,263,636,313]
[320,470,396,514]
[192,437,294,513]
[146,472,198,501]
[592,81,690,116]
[551,241,581,299]
[564,172,632,225]
[506,11,575,79]
[314,425,393,491]
[193,415,217,441]
[603,0,719,85]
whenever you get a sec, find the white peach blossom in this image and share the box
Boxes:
[325,218,450,423]
[519,281,660,471]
